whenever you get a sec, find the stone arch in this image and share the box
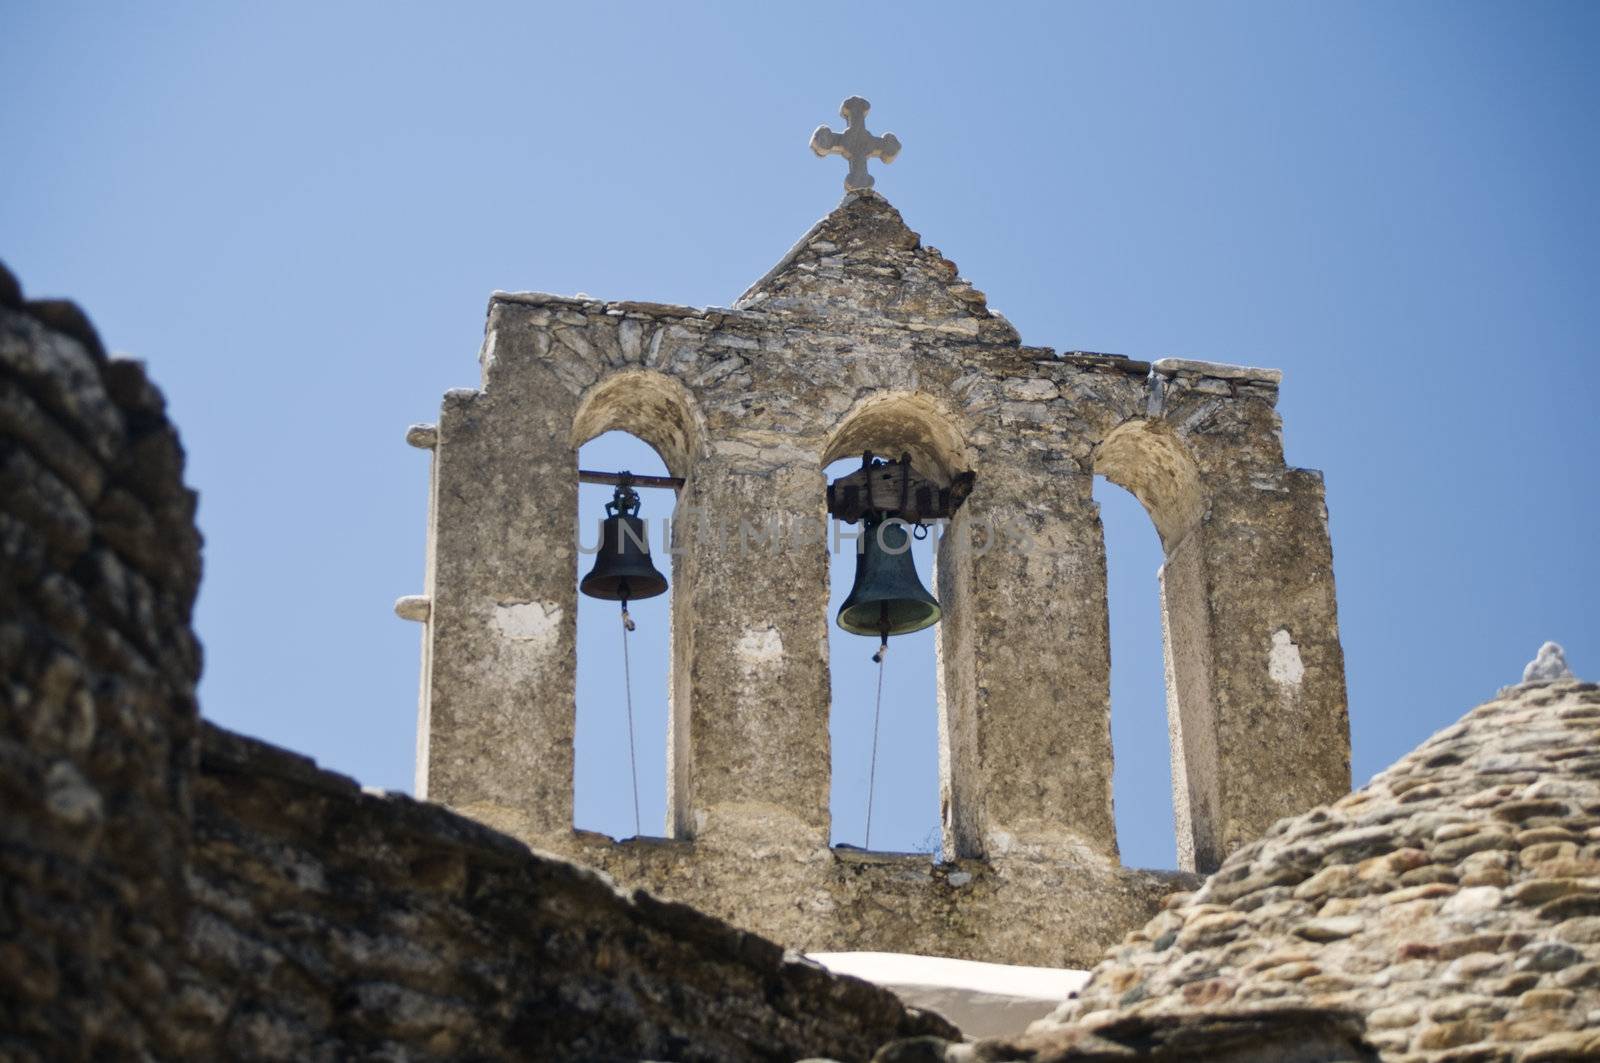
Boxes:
[1092,419,1218,872]
[571,370,706,839]
[572,369,707,477]
[823,392,981,858]
[1092,420,1205,550]
[821,391,971,482]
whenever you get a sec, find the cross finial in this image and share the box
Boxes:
[810,96,901,192]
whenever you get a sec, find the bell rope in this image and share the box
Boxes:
[620,599,642,837]
[864,643,885,850]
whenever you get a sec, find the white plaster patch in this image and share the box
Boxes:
[490,600,563,657]
[735,626,784,675]
[1268,629,1305,687]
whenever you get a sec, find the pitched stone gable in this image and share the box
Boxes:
[736,190,1021,345]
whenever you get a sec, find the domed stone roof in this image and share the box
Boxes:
[932,678,1600,1061]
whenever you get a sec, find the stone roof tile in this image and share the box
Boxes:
[898,679,1600,1061]
[1010,679,1600,1062]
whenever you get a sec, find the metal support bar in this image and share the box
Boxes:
[578,469,685,490]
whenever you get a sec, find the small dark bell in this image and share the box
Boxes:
[837,516,940,637]
[581,484,668,603]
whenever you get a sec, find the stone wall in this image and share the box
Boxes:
[0,263,958,1062]
[180,723,954,1061]
[403,190,1348,966]
[876,1008,1376,1062]
[0,263,203,1059]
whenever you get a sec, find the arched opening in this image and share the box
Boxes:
[571,371,704,841]
[822,394,973,857]
[1093,420,1216,872]
[823,455,942,854]
[573,431,675,839]
[1094,477,1178,869]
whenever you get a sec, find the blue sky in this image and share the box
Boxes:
[4,2,1595,870]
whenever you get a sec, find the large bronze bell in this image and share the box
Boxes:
[580,481,668,604]
[837,515,940,638]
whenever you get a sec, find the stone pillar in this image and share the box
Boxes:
[1160,529,1219,873]
[955,468,1117,859]
[677,453,832,846]
[423,383,580,839]
[1166,465,1349,871]
[934,504,982,859]
[665,478,702,840]
[407,426,440,798]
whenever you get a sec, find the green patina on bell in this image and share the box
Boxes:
[836,514,940,638]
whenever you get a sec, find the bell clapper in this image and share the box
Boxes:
[871,602,890,664]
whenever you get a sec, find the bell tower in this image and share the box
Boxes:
[397,101,1349,967]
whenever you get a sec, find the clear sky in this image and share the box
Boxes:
[4,1,1595,870]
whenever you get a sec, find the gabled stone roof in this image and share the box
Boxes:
[951,678,1600,1062]
[735,190,1020,345]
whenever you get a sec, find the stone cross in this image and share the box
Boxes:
[810,96,901,192]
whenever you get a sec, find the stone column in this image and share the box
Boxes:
[934,504,982,859]
[955,468,1117,859]
[422,383,580,839]
[676,452,832,846]
[1167,464,1349,871]
[1159,528,1219,873]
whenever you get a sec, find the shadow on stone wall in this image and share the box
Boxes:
[0,262,955,1062]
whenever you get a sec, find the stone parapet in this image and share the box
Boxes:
[181,723,956,1061]
[567,832,1197,971]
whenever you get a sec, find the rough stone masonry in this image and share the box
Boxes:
[892,676,1600,1063]
[0,262,204,1059]
[400,188,1351,968]
[0,261,955,1061]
